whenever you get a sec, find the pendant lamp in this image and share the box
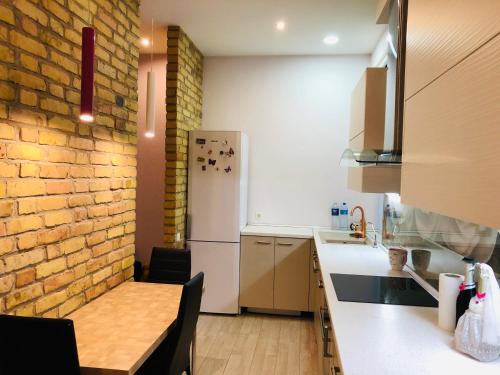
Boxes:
[80,26,95,123]
[145,19,156,138]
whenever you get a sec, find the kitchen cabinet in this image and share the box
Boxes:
[313,261,343,375]
[240,235,310,312]
[405,0,500,99]
[402,3,500,228]
[274,238,310,311]
[240,236,275,309]
[309,242,318,311]
[347,67,401,193]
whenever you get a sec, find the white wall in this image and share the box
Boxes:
[202,56,382,227]
[136,54,167,264]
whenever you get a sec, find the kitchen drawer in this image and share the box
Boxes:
[274,237,310,311]
[240,236,274,309]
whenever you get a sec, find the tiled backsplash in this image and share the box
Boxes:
[381,194,500,289]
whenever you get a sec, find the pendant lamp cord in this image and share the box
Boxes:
[87,0,91,25]
[150,18,154,72]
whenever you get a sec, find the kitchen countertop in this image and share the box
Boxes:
[313,228,499,375]
[241,224,315,239]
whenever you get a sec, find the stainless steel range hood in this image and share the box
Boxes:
[340,148,401,167]
[340,0,407,168]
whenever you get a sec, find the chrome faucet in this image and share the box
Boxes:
[350,205,366,239]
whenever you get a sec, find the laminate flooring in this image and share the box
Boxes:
[195,313,319,375]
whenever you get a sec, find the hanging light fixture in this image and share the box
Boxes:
[145,18,156,138]
[79,4,95,123]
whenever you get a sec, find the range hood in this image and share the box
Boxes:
[340,0,407,168]
[340,148,401,167]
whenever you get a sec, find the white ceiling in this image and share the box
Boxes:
[139,0,386,56]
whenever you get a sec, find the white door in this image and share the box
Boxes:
[187,131,241,242]
[189,241,240,314]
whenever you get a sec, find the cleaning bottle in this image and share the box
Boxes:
[455,257,476,326]
[331,202,339,229]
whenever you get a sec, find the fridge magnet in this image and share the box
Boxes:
[197,157,205,162]
[208,150,212,155]
[210,139,218,143]
[208,159,216,166]
[219,150,224,156]
[196,138,206,145]
[216,167,219,171]
[202,165,206,171]
[224,166,232,173]
[222,139,228,146]
[229,147,234,156]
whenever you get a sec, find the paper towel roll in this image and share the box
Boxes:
[438,273,465,332]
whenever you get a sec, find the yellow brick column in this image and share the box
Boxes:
[164,26,204,248]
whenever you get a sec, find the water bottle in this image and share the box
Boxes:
[340,202,349,230]
[331,202,339,229]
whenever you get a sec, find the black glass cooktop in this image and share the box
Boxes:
[330,274,438,308]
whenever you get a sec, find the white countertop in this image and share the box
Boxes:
[241,224,315,239]
[313,229,500,375]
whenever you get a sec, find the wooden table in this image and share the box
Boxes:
[69,282,183,375]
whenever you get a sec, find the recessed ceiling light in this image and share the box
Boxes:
[323,35,339,45]
[141,38,150,47]
[276,20,286,31]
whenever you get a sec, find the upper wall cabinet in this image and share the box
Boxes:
[348,68,401,193]
[405,0,500,99]
[401,2,500,228]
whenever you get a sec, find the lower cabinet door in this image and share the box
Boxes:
[274,238,310,311]
[240,236,275,309]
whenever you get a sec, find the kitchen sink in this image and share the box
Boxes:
[318,230,368,245]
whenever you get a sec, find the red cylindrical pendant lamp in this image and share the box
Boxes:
[80,27,95,123]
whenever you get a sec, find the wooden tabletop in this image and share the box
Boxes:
[68,282,183,375]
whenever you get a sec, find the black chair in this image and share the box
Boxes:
[148,247,191,285]
[0,314,81,375]
[137,272,204,375]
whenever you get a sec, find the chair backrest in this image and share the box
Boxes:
[168,272,204,375]
[0,314,81,375]
[148,247,191,284]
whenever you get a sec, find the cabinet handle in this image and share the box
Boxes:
[318,279,324,289]
[276,242,293,246]
[319,307,333,358]
[255,241,272,245]
[312,258,319,273]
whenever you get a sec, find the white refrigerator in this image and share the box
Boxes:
[187,130,248,314]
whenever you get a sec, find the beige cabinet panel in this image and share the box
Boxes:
[405,0,500,99]
[349,68,387,149]
[308,241,318,312]
[402,35,500,228]
[274,238,310,311]
[348,166,401,193]
[240,236,275,309]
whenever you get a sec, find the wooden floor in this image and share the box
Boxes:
[195,313,319,375]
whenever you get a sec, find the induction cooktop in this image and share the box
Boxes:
[330,274,438,307]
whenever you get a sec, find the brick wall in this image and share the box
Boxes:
[164,26,203,247]
[0,0,140,317]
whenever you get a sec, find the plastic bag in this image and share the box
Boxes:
[454,264,500,362]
